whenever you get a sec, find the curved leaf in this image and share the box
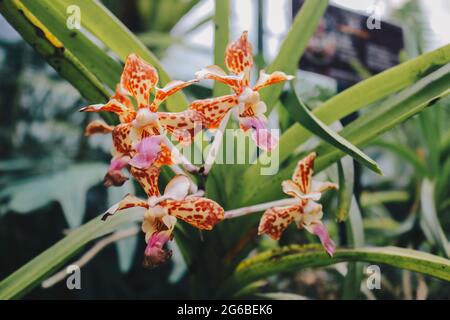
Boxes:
[241,62,450,206]
[220,245,450,296]
[243,44,450,188]
[55,0,189,111]
[285,86,382,174]
[0,0,111,104]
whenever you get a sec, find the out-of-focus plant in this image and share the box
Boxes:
[0,0,449,300]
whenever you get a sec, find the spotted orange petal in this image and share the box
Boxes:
[112,123,133,155]
[195,65,243,93]
[225,31,253,85]
[84,120,114,136]
[151,80,198,111]
[292,152,316,194]
[253,70,294,92]
[189,94,238,129]
[120,53,158,109]
[158,110,205,144]
[257,204,303,240]
[130,166,161,197]
[102,194,149,220]
[80,98,136,124]
[162,197,224,230]
[153,144,173,167]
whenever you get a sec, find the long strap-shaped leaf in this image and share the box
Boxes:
[240,61,450,206]
[54,0,189,111]
[0,209,144,300]
[0,0,111,104]
[243,44,450,188]
[285,85,382,174]
[219,244,450,297]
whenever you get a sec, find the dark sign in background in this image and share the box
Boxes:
[292,0,404,87]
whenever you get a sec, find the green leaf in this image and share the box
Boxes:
[243,44,450,188]
[219,245,450,296]
[336,159,353,222]
[0,0,111,105]
[0,207,145,299]
[0,163,107,229]
[212,0,230,97]
[312,63,450,174]
[285,85,382,175]
[241,62,450,207]
[420,179,450,257]
[55,0,189,111]
[261,0,329,113]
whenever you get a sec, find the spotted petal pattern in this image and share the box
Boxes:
[84,120,114,136]
[292,152,316,194]
[151,80,198,111]
[159,110,205,144]
[225,31,253,85]
[258,205,303,240]
[189,95,238,129]
[130,166,161,197]
[120,53,158,108]
[253,70,295,92]
[163,196,224,230]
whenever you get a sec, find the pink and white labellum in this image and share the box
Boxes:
[257,152,338,256]
[103,175,224,267]
[191,31,293,151]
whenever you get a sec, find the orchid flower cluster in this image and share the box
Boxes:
[82,32,337,267]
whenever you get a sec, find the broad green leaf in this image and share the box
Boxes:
[55,0,189,111]
[212,0,230,97]
[20,0,121,90]
[0,0,111,105]
[219,245,450,296]
[312,64,450,173]
[0,207,145,299]
[261,0,329,113]
[420,179,450,257]
[241,62,450,206]
[0,163,107,228]
[285,85,382,175]
[243,44,450,188]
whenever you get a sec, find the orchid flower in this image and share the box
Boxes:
[191,31,294,151]
[81,54,203,184]
[103,174,224,267]
[257,152,338,256]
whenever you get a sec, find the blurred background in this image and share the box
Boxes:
[0,0,449,299]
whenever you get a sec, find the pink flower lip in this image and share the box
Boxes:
[143,232,172,268]
[129,136,163,169]
[313,224,336,257]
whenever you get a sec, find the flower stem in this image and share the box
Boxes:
[224,198,298,219]
[202,111,231,175]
